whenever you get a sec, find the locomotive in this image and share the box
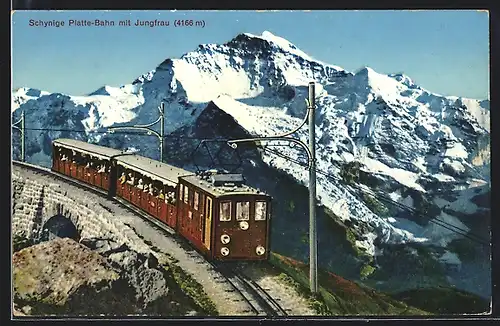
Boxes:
[51,138,271,261]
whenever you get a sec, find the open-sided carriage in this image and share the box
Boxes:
[112,154,189,229]
[52,139,120,191]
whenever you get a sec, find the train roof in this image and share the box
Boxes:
[179,174,269,198]
[53,138,193,187]
[115,154,193,187]
[53,138,124,160]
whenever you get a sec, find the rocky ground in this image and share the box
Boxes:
[12,237,202,317]
[12,235,489,318]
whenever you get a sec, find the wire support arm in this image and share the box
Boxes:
[227,136,313,170]
[106,126,161,139]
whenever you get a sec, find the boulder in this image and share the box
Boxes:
[81,238,170,309]
[13,237,137,316]
[108,250,168,308]
[79,237,128,256]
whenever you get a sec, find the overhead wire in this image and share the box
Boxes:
[18,126,221,140]
[260,145,490,246]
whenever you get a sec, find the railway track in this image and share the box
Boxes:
[12,160,289,317]
[212,262,288,317]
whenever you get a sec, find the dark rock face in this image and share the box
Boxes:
[163,100,254,170]
[224,33,274,59]
[13,234,34,252]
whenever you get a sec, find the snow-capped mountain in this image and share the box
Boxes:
[12,31,491,297]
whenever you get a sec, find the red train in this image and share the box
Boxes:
[51,138,272,261]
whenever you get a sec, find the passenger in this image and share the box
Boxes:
[158,190,165,200]
[127,173,135,185]
[148,184,154,196]
[167,192,176,204]
[119,173,127,184]
[85,161,90,168]
[143,183,149,193]
[61,155,68,161]
[137,178,144,190]
[97,165,106,173]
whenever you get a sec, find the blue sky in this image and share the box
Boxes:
[12,10,489,99]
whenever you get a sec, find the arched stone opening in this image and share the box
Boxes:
[40,214,80,243]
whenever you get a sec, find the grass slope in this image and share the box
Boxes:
[269,252,429,316]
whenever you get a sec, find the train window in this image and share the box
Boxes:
[75,153,83,164]
[189,189,193,207]
[97,160,106,173]
[255,201,267,221]
[151,180,161,196]
[194,192,199,211]
[236,202,250,221]
[184,185,189,203]
[60,149,69,161]
[220,202,232,221]
[126,170,136,185]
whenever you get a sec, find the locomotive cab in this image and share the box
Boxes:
[178,172,271,261]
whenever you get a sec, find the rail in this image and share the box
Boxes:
[211,262,288,317]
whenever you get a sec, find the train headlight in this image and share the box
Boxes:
[220,234,231,244]
[239,221,249,230]
[220,247,230,256]
[256,245,266,256]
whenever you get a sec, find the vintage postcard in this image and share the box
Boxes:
[11,10,491,318]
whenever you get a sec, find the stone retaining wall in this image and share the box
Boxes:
[11,166,152,255]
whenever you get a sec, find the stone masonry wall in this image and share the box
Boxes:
[11,166,152,255]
